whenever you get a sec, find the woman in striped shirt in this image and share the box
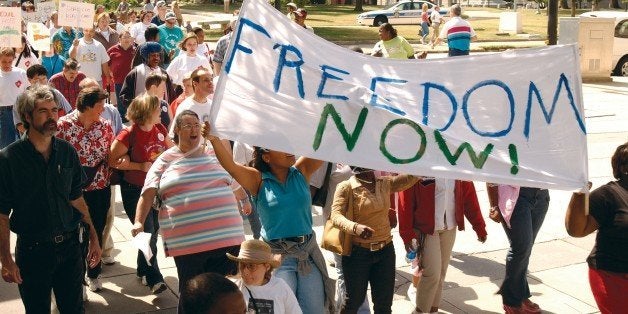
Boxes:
[131,110,248,312]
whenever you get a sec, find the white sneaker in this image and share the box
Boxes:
[87,276,103,292]
[101,256,115,265]
[407,284,417,303]
[151,282,167,294]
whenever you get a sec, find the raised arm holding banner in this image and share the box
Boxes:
[210,0,588,192]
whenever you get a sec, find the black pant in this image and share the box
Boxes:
[83,187,111,279]
[173,245,240,313]
[120,181,163,287]
[16,233,84,314]
[341,243,396,314]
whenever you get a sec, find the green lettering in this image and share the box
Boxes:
[380,119,427,164]
[313,103,368,151]
[434,130,494,169]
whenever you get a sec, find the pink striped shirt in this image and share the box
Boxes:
[143,146,245,257]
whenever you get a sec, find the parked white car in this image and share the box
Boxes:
[356,0,448,27]
[580,11,628,76]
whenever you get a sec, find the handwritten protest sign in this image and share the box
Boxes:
[58,1,93,29]
[27,22,51,51]
[36,1,57,23]
[211,0,588,191]
[0,7,22,48]
[22,12,39,24]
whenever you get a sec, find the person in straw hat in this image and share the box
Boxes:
[228,239,302,314]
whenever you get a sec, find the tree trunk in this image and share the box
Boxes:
[571,0,576,15]
[548,0,558,45]
[354,0,364,12]
[609,0,621,8]
[559,0,569,8]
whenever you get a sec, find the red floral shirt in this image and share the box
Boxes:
[57,112,114,191]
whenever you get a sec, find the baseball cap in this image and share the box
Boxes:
[294,8,307,18]
[165,11,176,21]
[156,1,167,8]
[287,2,297,9]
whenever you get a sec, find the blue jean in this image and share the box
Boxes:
[420,22,430,41]
[448,48,470,57]
[114,83,127,122]
[241,194,262,239]
[274,255,325,314]
[120,181,164,287]
[499,187,549,307]
[0,106,17,149]
[334,253,371,313]
[342,243,396,314]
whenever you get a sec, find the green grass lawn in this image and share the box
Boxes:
[180,2,593,43]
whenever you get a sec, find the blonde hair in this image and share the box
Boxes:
[0,47,15,58]
[422,3,429,11]
[126,94,160,125]
[179,32,198,51]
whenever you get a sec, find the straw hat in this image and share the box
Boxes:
[227,240,281,268]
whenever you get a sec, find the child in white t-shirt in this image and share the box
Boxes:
[227,240,302,314]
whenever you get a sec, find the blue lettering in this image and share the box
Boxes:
[462,80,515,137]
[421,82,458,131]
[317,65,350,100]
[224,18,271,74]
[273,44,305,99]
[524,73,586,139]
[369,77,407,116]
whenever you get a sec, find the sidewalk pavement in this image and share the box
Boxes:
[0,75,625,312]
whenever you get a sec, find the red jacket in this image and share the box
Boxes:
[398,180,487,244]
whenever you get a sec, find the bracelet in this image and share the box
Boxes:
[352,223,358,234]
[490,205,499,212]
[238,198,249,207]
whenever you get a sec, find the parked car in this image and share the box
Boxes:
[356,0,449,27]
[580,11,628,76]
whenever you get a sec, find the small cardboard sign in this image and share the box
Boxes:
[0,7,22,48]
[27,22,52,51]
[58,1,94,29]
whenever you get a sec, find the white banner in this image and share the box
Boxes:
[58,1,93,29]
[0,8,22,48]
[211,0,588,191]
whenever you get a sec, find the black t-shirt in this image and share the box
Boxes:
[586,181,628,273]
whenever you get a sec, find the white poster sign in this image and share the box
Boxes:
[27,22,51,51]
[58,1,93,29]
[0,7,22,48]
[36,1,57,24]
[211,0,589,191]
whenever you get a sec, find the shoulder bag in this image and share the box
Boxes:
[321,182,354,256]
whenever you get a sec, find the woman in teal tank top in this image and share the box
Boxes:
[206,129,335,313]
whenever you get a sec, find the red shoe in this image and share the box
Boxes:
[503,304,524,314]
[521,299,541,313]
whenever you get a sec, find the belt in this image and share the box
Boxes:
[269,233,312,244]
[18,229,78,245]
[353,238,393,252]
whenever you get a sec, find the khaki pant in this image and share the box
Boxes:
[415,228,457,312]
[101,185,116,258]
